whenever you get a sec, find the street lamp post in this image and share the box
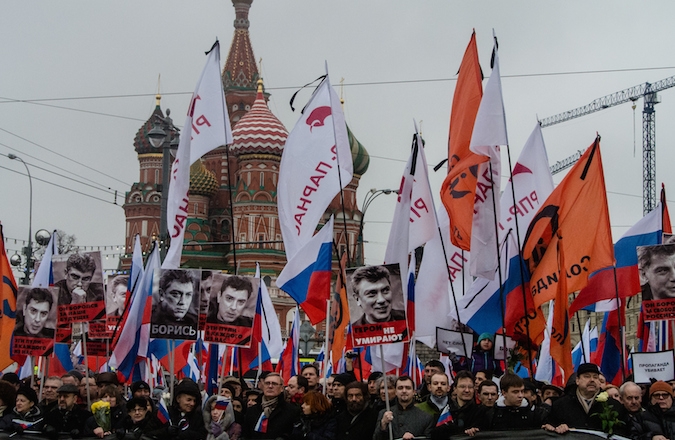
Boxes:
[8,154,33,284]
[147,110,180,261]
[356,188,398,266]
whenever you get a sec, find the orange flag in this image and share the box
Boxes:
[550,233,573,381]
[522,136,615,309]
[329,252,350,368]
[0,225,18,371]
[440,31,486,250]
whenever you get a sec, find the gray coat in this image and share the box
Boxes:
[204,395,239,440]
[374,402,433,440]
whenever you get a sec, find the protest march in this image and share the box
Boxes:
[5,3,675,440]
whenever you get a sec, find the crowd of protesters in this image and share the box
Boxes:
[3,349,675,440]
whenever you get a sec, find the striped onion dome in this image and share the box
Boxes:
[189,160,218,197]
[231,79,288,156]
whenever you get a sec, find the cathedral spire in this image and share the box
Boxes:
[223,0,258,91]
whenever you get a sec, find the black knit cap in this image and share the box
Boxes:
[577,363,601,376]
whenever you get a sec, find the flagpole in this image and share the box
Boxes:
[417,134,470,359]
[323,298,332,394]
[218,344,228,396]
[572,294,587,363]
[612,266,627,382]
[487,161,509,364]
[325,69,352,266]
[379,345,394,440]
[169,339,175,401]
[220,61,238,273]
[505,142,535,373]
[255,342,262,387]
[81,324,92,410]
[38,356,49,402]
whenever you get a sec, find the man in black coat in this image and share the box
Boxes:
[468,373,545,434]
[431,371,480,440]
[337,382,379,440]
[43,384,92,438]
[244,372,301,440]
[543,363,629,436]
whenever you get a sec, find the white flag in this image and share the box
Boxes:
[468,41,507,279]
[534,301,554,383]
[256,263,283,360]
[384,131,436,275]
[163,41,231,269]
[32,230,58,287]
[278,73,353,259]
[416,207,471,348]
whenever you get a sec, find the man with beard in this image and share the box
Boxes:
[375,376,433,440]
[543,363,629,435]
[417,373,451,422]
[43,384,93,438]
[337,382,378,440]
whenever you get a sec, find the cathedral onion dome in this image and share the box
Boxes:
[347,124,369,176]
[189,160,218,197]
[133,95,179,155]
[231,79,288,156]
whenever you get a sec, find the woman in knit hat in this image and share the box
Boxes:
[0,386,44,433]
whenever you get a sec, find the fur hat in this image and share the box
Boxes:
[576,363,601,376]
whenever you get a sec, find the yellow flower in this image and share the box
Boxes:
[91,400,111,412]
[596,391,609,402]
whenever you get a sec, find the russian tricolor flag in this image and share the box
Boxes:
[571,200,665,314]
[32,230,58,287]
[277,216,334,325]
[436,405,453,427]
[157,397,170,424]
[277,306,300,383]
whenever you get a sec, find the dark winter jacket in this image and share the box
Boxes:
[335,404,378,440]
[374,402,433,440]
[115,411,166,439]
[453,349,503,377]
[430,399,480,440]
[43,404,92,437]
[244,396,302,440]
[0,405,45,433]
[83,402,127,436]
[544,392,630,436]
[291,412,337,440]
[472,400,546,431]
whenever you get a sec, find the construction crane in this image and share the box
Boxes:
[541,75,675,215]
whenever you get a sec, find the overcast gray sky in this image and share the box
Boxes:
[2,1,675,277]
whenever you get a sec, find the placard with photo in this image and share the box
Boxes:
[52,251,106,323]
[346,263,408,347]
[204,273,259,347]
[12,286,58,356]
[150,269,200,340]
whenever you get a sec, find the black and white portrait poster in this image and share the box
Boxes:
[150,269,200,340]
[204,274,259,347]
[13,286,58,356]
[52,251,105,323]
[346,263,408,346]
[104,274,128,338]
